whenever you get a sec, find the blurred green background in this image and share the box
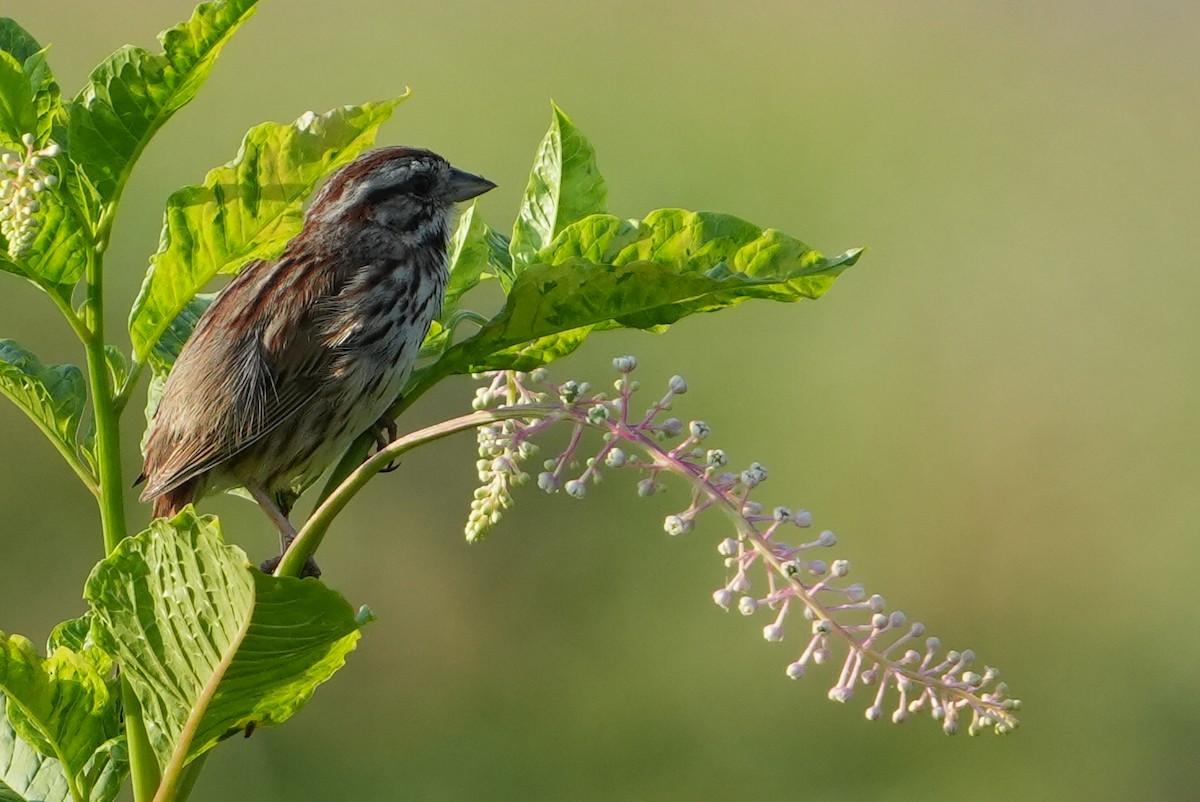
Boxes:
[2,1,1198,800]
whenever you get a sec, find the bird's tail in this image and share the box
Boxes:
[150,480,198,520]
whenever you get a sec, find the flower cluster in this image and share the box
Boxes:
[467,357,1021,735]
[0,134,60,260]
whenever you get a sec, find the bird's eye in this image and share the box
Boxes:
[408,172,435,196]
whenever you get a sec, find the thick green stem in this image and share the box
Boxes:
[276,405,558,578]
[121,685,161,802]
[82,247,162,800]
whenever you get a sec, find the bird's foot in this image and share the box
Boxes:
[371,415,401,473]
[259,552,322,579]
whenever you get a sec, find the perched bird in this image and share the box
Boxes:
[138,147,496,575]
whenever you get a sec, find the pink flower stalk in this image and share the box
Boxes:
[467,357,1020,735]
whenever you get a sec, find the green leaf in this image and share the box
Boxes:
[84,509,362,771]
[0,633,125,802]
[0,692,72,802]
[66,0,259,205]
[408,209,862,388]
[127,98,405,364]
[509,103,607,267]
[0,339,87,468]
[443,202,495,319]
[0,51,35,146]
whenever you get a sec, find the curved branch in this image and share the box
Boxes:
[274,404,561,578]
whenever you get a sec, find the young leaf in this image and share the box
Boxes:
[407,209,862,390]
[84,509,362,773]
[0,51,36,146]
[66,0,259,205]
[509,103,607,267]
[0,634,125,802]
[127,98,405,364]
[0,18,63,146]
[0,339,90,480]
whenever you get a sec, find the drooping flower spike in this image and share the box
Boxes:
[467,357,1020,735]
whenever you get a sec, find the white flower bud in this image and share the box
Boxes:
[688,420,710,440]
[612,355,637,373]
[737,596,757,615]
[888,611,907,628]
[845,583,866,602]
[663,514,692,536]
[830,559,850,577]
[605,447,626,468]
[868,594,885,613]
[786,661,805,679]
[792,509,813,527]
[762,623,784,642]
[564,479,586,499]
[705,449,728,468]
[827,687,852,703]
[21,133,33,147]
[636,478,658,497]
[712,588,733,609]
[668,375,688,394]
[740,462,767,487]
[660,418,683,437]
[817,529,836,546]
[717,538,738,556]
[772,506,791,522]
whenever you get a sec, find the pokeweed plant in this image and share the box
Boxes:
[0,2,1020,801]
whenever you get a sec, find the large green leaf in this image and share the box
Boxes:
[0,339,87,469]
[508,103,607,268]
[0,692,71,802]
[407,209,862,390]
[127,98,405,364]
[0,18,63,146]
[84,509,362,771]
[66,0,258,206]
[0,634,125,802]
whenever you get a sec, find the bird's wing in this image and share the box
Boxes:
[140,258,342,500]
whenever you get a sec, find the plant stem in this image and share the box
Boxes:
[276,405,558,578]
[82,246,161,801]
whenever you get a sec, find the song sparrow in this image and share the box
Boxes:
[138,146,496,575]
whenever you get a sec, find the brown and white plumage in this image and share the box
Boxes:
[139,147,495,570]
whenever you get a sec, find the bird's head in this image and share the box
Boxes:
[306,146,496,242]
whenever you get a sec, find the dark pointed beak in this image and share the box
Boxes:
[446,167,497,202]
